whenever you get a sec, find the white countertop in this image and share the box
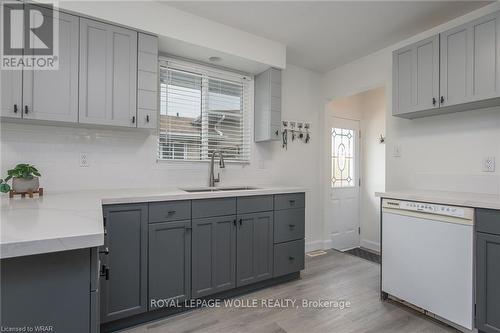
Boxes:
[376,190,500,210]
[1,186,307,259]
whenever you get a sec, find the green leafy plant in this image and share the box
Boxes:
[0,164,41,193]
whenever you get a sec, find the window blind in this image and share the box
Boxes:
[159,59,252,162]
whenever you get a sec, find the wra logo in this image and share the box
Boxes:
[1,2,59,70]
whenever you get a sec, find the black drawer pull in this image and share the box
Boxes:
[233,219,237,226]
[288,256,295,261]
[239,218,243,226]
[146,115,150,122]
[167,210,176,215]
[289,200,296,205]
[99,247,109,255]
[132,116,136,124]
[13,104,18,113]
[289,224,295,228]
[24,105,28,114]
[100,265,110,280]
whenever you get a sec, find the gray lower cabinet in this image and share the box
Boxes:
[149,220,191,309]
[101,204,148,323]
[476,209,500,333]
[192,215,237,298]
[236,211,274,287]
[1,249,93,333]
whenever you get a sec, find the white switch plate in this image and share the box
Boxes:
[393,145,402,158]
[80,153,90,167]
[482,156,495,172]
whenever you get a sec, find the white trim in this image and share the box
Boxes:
[305,240,324,253]
[360,239,380,253]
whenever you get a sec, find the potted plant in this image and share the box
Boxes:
[1,164,41,193]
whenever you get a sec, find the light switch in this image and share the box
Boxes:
[393,145,402,158]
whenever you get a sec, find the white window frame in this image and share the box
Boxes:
[157,57,253,164]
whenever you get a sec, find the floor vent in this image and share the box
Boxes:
[306,250,327,257]
[345,247,381,264]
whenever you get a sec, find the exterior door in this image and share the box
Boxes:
[326,117,360,251]
[23,8,79,122]
[191,215,236,298]
[236,212,274,287]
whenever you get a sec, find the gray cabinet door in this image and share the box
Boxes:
[0,70,22,118]
[236,212,274,287]
[79,19,137,127]
[101,204,148,323]
[393,35,439,115]
[441,11,500,108]
[476,232,500,333]
[0,2,22,119]
[149,220,191,310]
[254,68,281,142]
[192,215,236,298]
[22,8,79,122]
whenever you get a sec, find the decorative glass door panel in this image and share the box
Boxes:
[331,128,355,188]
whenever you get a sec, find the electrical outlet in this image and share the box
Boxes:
[482,156,495,172]
[393,145,402,158]
[80,153,90,167]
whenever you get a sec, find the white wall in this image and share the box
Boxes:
[326,87,386,252]
[53,1,286,69]
[323,2,500,197]
[0,64,324,250]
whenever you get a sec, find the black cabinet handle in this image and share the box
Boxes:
[13,104,17,113]
[24,105,28,114]
[239,218,243,226]
[289,224,295,228]
[146,115,150,122]
[132,116,136,124]
[99,247,109,255]
[289,256,295,261]
[440,96,444,104]
[100,265,110,280]
[167,210,176,215]
[432,97,436,106]
[233,219,237,226]
[289,200,296,205]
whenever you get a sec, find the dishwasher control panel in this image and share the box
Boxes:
[384,200,468,218]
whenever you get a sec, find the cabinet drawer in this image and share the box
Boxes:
[149,201,191,223]
[476,209,500,235]
[274,208,305,243]
[274,193,305,210]
[274,239,305,277]
[237,195,273,214]
[192,197,236,218]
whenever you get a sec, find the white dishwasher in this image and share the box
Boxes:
[381,199,474,331]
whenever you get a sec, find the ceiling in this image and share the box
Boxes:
[166,1,491,72]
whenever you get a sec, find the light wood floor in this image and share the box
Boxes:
[123,250,457,333]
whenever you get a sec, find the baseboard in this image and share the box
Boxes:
[360,239,380,253]
[305,240,323,252]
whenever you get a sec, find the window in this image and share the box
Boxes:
[331,128,355,188]
[159,59,252,162]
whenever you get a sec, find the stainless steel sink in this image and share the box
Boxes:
[180,186,259,193]
[218,186,259,191]
[180,187,220,193]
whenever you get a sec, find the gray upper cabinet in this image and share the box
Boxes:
[137,33,158,129]
[101,204,148,323]
[236,211,274,287]
[192,215,237,298]
[79,19,138,127]
[23,8,79,122]
[394,10,500,119]
[149,220,191,309]
[0,70,22,118]
[393,35,439,116]
[254,68,282,142]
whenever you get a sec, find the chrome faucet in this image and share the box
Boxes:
[209,150,225,187]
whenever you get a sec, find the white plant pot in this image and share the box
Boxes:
[12,177,39,193]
